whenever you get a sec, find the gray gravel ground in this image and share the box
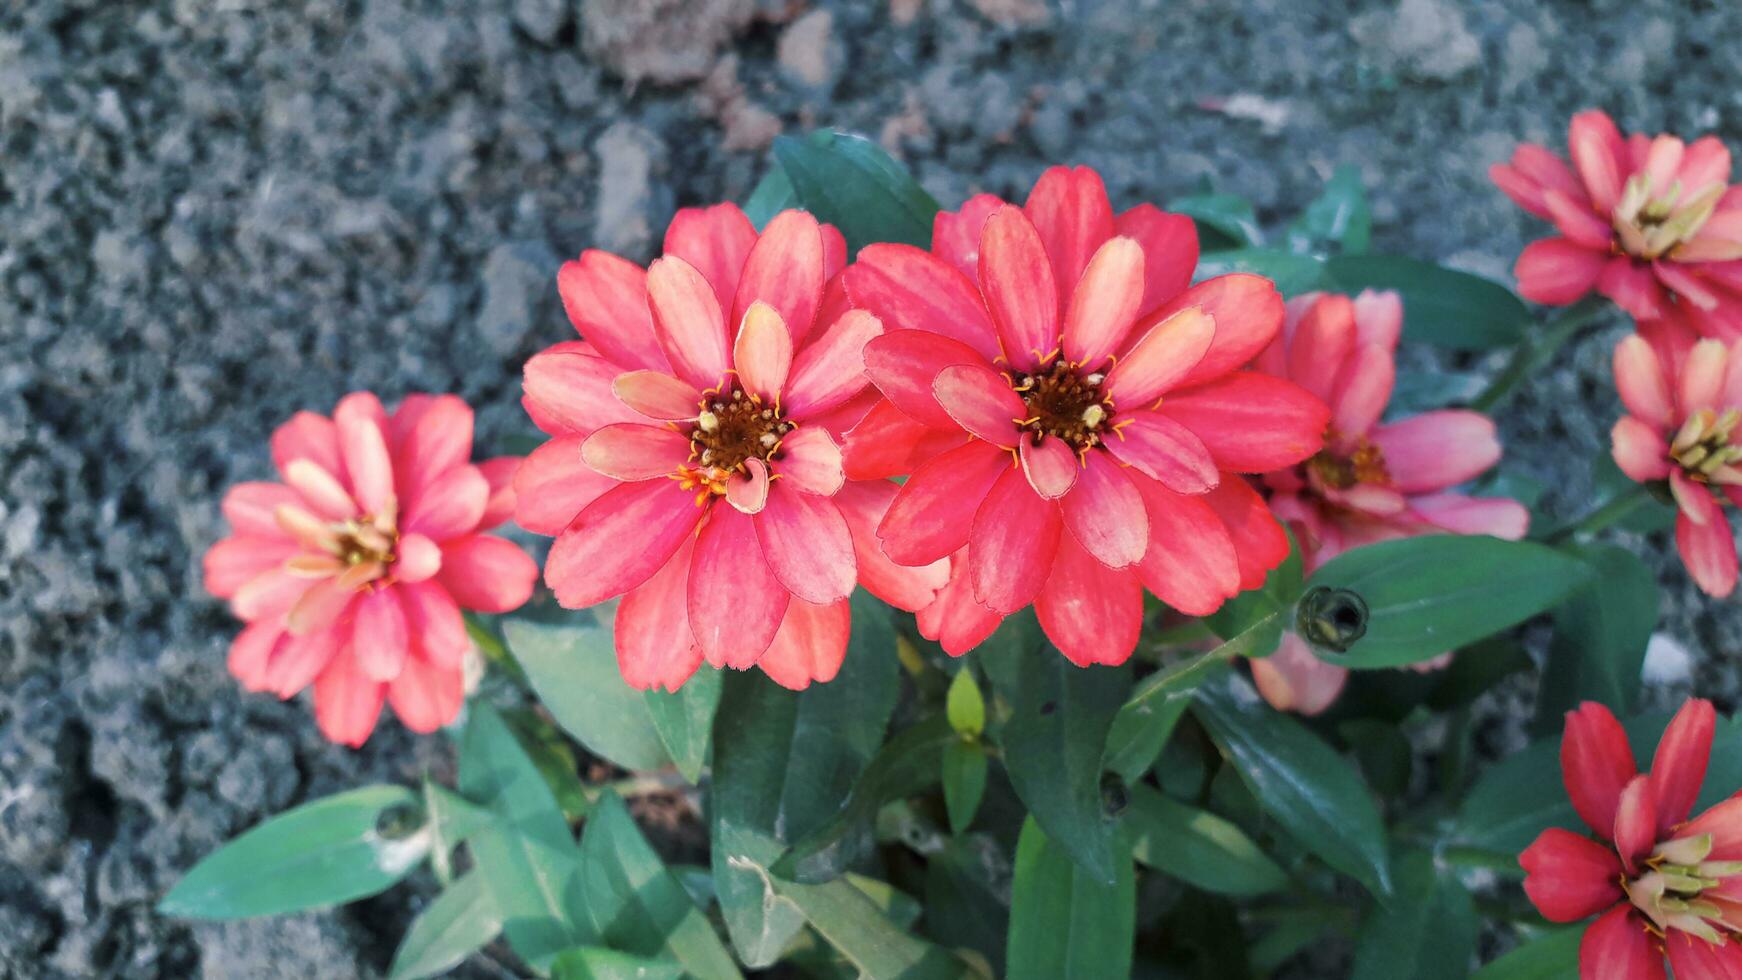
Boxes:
[4,0,1741,976]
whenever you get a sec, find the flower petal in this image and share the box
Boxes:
[979,205,1060,373]
[1025,165,1116,314]
[265,627,343,699]
[753,482,855,604]
[231,567,311,623]
[1611,417,1673,483]
[1371,411,1502,493]
[273,411,346,485]
[734,209,825,345]
[352,587,409,682]
[1062,236,1146,368]
[726,457,771,515]
[335,395,395,516]
[1680,338,1730,418]
[1544,188,1616,250]
[387,656,465,734]
[878,441,1011,565]
[1104,412,1218,494]
[1035,532,1142,667]
[393,395,474,502]
[613,370,703,422]
[1287,294,1357,401]
[1651,698,1717,834]
[834,480,949,612]
[1562,700,1640,838]
[284,459,357,520]
[1684,798,1742,861]
[917,559,1004,656]
[690,506,789,669]
[934,362,1025,448]
[1407,494,1531,540]
[1132,478,1239,616]
[1104,307,1215,407]
[968,464,1063,615]
[758,598,851,690]
[398,580,467,670]
[1515,237,1607,306]
[227,620,284,692]
[1613,775,1657,873]
[1250,632,1347,716]
[1201,477,1290,591]
[1019,435,1079,499]
[1598,256,1665,320]
[1158,373,1330,473]
[222,482,302,539]
[1060,452,1147,569]
[841,243,1000,361]
[438,535,538,614]
[513,436,619,536]
[1614,334,1676,431]
[1677,506,1739,598]
[663,203,757,317]
[204,536,299,599]
[522,348,643,437]
[557,249,667,372]
[1569,109,1626,213]
[403,465,489,540]
[783,309,884,418]
[840,400,969,481]
[614,538,706,692]
[313,653,385,748]
[1148,274,1286,390]
[1114,204,1198,317]
[1330,343,1395,441]
[778,425,844,496]
[647,255,731,391]
[285,576,358,637]
[1580,906,1664,980]
[546,481,703,608]
[931,193,1005,277]
[581,424,691,482]
[733,301,793,402]
[1519,827,1626,923]
[476,457,520,531]
[862,329,987,430]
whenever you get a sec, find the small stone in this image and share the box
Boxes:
[1643,632,1695,686]
[581,0,757,85]
[512,0,569,44]
[591,121,671,258]
[1351,0,1481,82]
[777,10,844,93]
[970,0,1048,28]
[478,241,558,358]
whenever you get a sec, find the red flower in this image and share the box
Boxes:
[203,393,536,746]
[1493,109,1742,337]
[843,166,1326,667]
[517,205,947,692]
[1521,699,1742,979]
[1246,291,1529,713]
[1609,318,1742,597]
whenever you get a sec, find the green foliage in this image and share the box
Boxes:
[772,129,940,252]
[1166,191,1263,248]
[1006,817,1136,980]
[1125,784,1288,896]
[644,666,722,784]
[1288,164,1372,254]
[1194,248,1326,296]
[1351,851,1477,980]
[505,611,673,772]
[1321,255,1532,350]
[1468,927,1582,980]
[1535,543,1659,732]
[388,873,502,980]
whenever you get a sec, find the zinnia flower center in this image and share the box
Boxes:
[1671,407,1742,487]
[281,504,401,591]
[1009,359,1115,452]
[1304,434,1391,492]
[673,386,794,503]
[1624,833,1742,946]
[1612,174,1725,260]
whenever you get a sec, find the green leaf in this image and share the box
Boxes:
[1194,248,1325,296]
[1165,192,1263,247]
[1321,255,1530,350]
[550,947,684,980]
[1535,543,1658,733]
[575,791,742,980]
[1101,685,1190,783]
[1006,817,1135,980]
[387,872,502,980]
[502,706,592,821]
[773,130,940,252]
[1121,607,1285,715]
[458,702,589,967]
[1193,679,1391,897]
[1338,718,1414,799]
[946,669,986,737]
[742,165,798,230]
[1125,784,1288,896]
[644,666,722,783]
[987,613,1130,883]
[710,591,900,966]
[1289,164,1371,255]
[1302,535,1593,668]
[158,785,427,920]
[924,837,1010,975]
[1203,528,1304,657]
[504,612,672,772]
[1469,927,1582,980]
[941,740,988,836]
[1351,851,1477,980]
[774,876,970,980]
[423,779,495,882]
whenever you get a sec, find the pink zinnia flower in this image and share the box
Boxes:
[1521,699,1742,979]
[843,166,1327,667]
[203,393,536,747]
[517,205,947,692]
[1493,109,1742,336]
[1246,291,1530,714]
[1610,320,1742,597]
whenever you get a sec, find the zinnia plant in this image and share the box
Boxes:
[162,118,1742,980]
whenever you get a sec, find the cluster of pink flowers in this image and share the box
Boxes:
[1496,109,1742,596]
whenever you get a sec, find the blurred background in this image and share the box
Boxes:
[3,0,1741,976]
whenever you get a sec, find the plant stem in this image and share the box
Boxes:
[1470,296,1606,413]
[1123,612,1280,711]
[1544,483,1656,544]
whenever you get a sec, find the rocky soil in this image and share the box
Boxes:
[3,0,1740,976]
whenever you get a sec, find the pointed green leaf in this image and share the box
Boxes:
[774,876,970,980]
[504,611,672,772]
[945,669,985,737]
[1165,192,1263,247]
[387,872,502,980]
[1351,851,1477,980]
[941,740,988,836]
[1194,249,1325,297]
[742,165,798,229]
[551,947,684,980]
[1006,818,1134,980]
[1469,927,1581,980]
[1289,164,1371,254]
[773,130,940,252]
[645,665,722,783]
[158,785,426,920]
[924,836,1010,975]
[1126,784,1288,896]
[1535,543,1657,733]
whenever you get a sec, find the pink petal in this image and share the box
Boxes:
[1407,494,1531,540]
[647,255,730,391]
[1614,334,1676,431]
[1580,907,1664,980]
[1158,372,1330,473]
[757,598,851,690]
[613,370,703,422]
[1569,109,1626,213]
[917,559,1004,656]
[1351,290,1403,350]
[1148,274,1286,390]
[1598,256,1665,320]
[841,243,1000,361]
[1490,162,1553,220]
[284,459,357,520]
[272,410,346,484]
[1650,698,1715,834]
[979,205,1060,373]
[734,210,825,345]
[834,480,949,612]
[1678,135,1733,193]
[265,627,343,699]
[934,362,1025,448]
[861,329,988,430]
[968,465,1063,615]
[285,576,358,637]
[614,539,706,692]
[1371,411,1502,493]
[1329,343,1395,441]
[1611,416,1673,483]
[581,424,691,482]
[1018,435,1079,499]
[1518,828,1625,923]
[822,223,847,279]
[1665,931,1742,980]
[394,532,442,583]
[663,203,757,316]
[1677,506,1739,598]
[840,400,970,481]
[231,567,311,623]
[1104,412,1218,494]
[393,395,474,502]
[1544,188,1615,250]
[1060,452,1147,569]
[1201,477,1290,591]
[545,481,702,608]
[1250,633,1347,715]
[754,482,855,604]
[512,436,618,536]
[1062,236,1146,368]
[1025,165,1117,315]
[726,457,770,515]
[1654,259,1722,310]
[1684,798,1742,861]
[351,587,409,682]
[398,580,467,669]
[1132,478,1240,615]
[1612,775,1657,873]
[227,620,285,692]
[387,656,465,734]
[476,457,520,530]
[435,535,537,614]
[1680,338,1731,417]
[1515,237,1607,306]
[403,465,489,540]
[1035,532,1142,667]
[931,193,1005,278]
[1104,306,1216,408]
[222,482,302,539]
[879,441,1012,565]
[1642,135,1687,197]
[335,395,395,516]
[689,506,789,669]
[204,536,298,599]
[1114,204,1198,318]
[557,250,667,372]
[732,301,793,402]
[1561,700,1639,838]
[313,653,386,748]
[1287,294,1357,401]
[783,309,884,418]
[778,425,844,496]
